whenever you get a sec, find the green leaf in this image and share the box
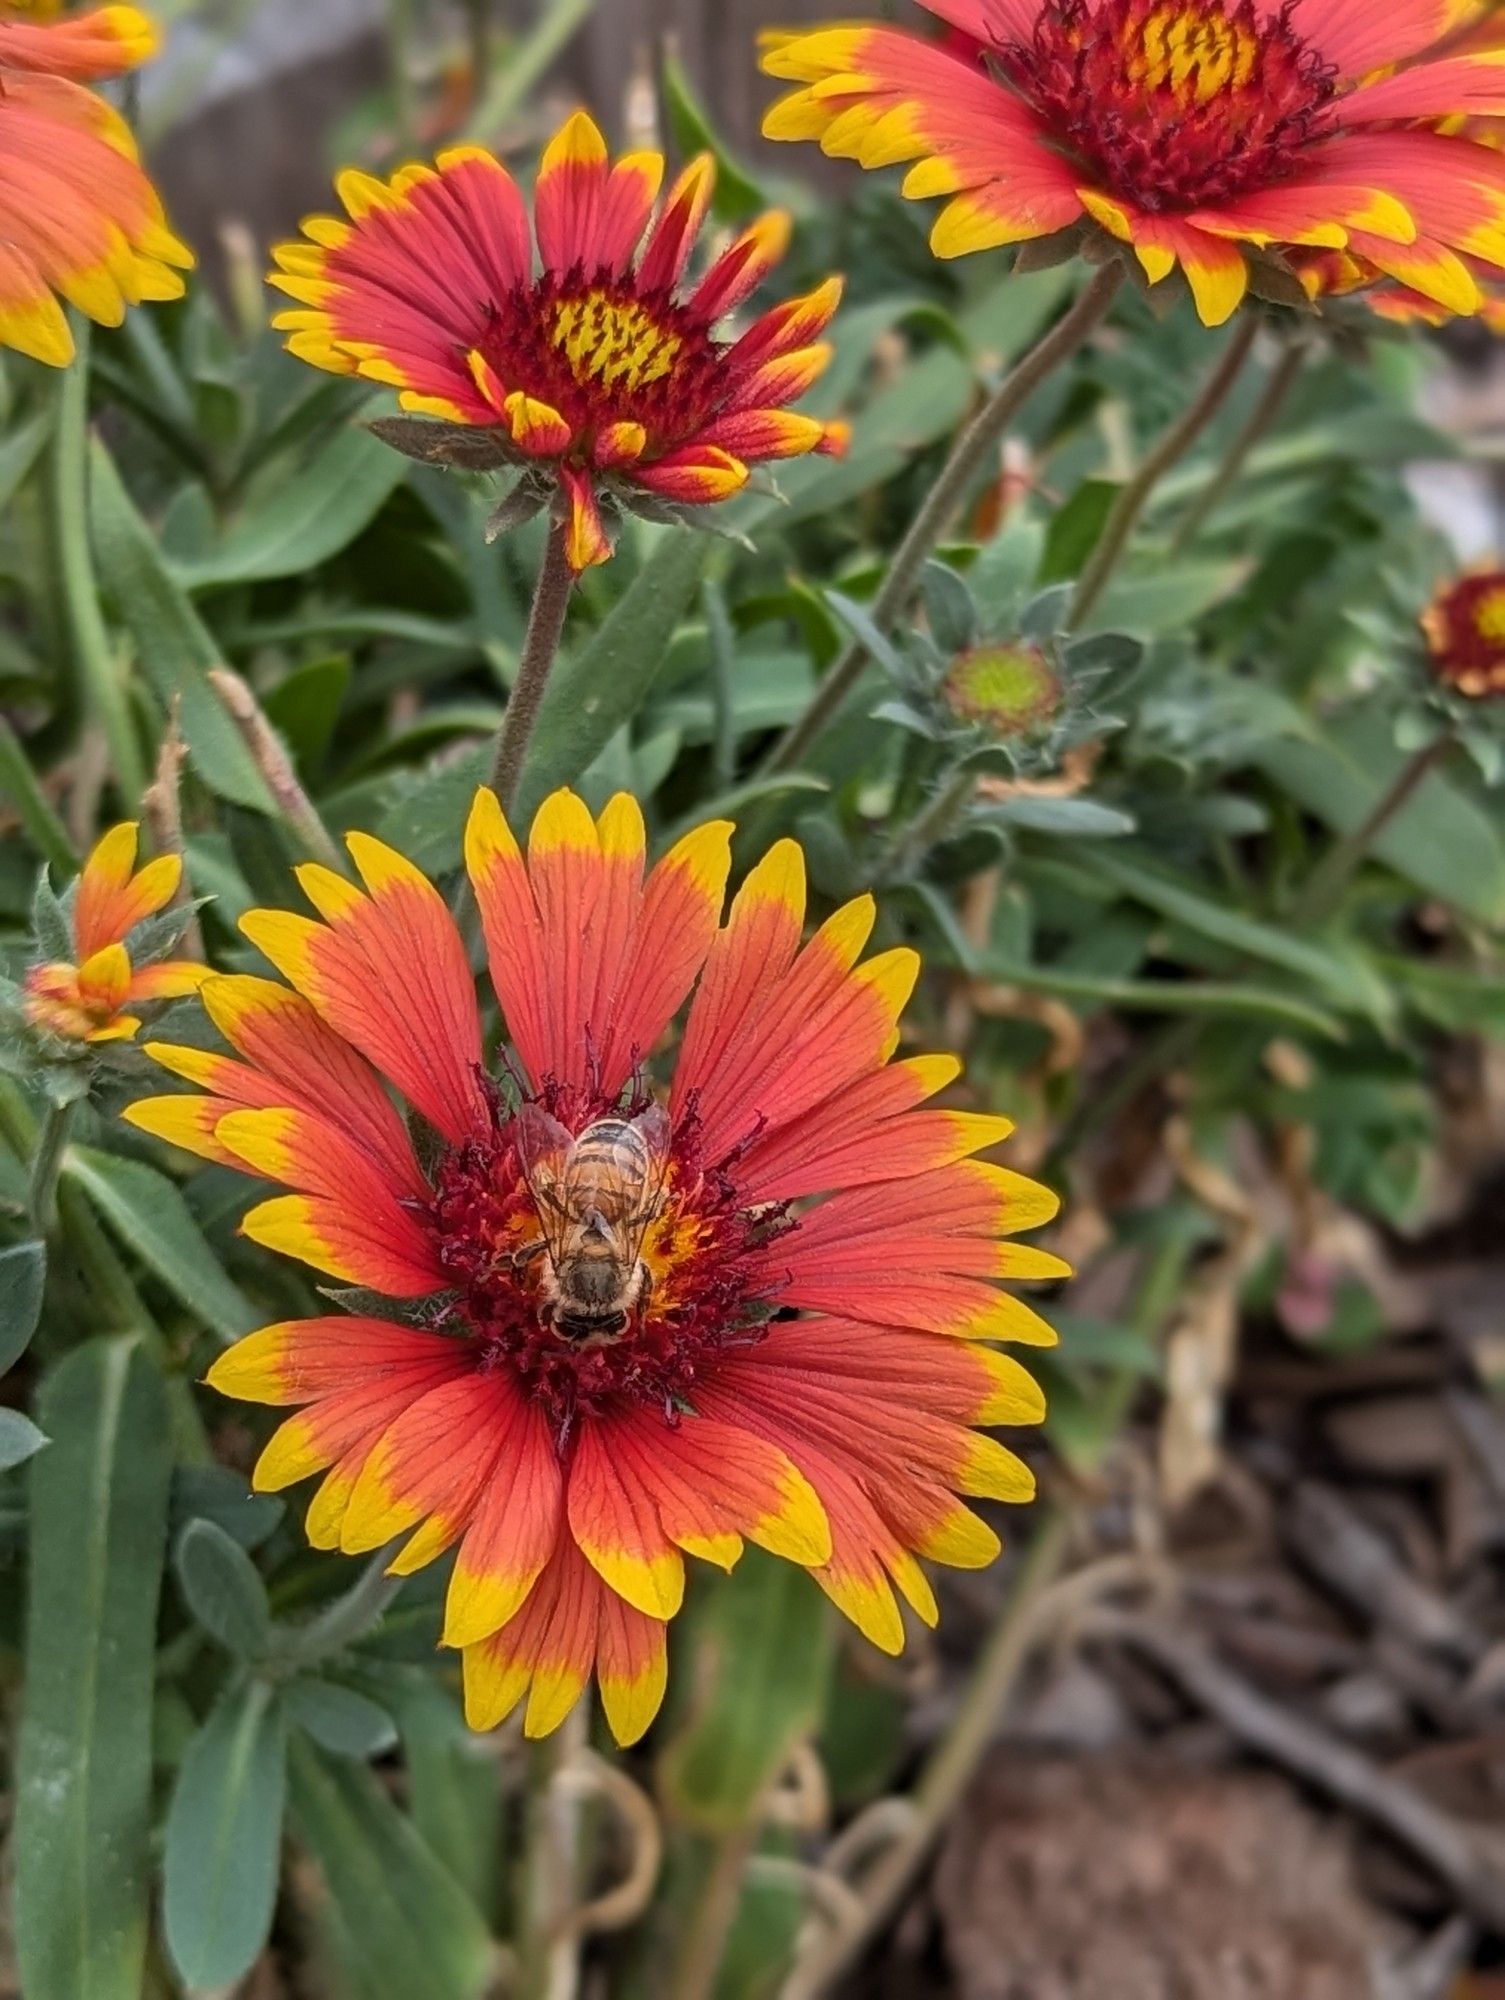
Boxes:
[176,1517,272,1659]
[87,441,276,813]
[64,1146,258,1342]
[286,1678,399,1759]
[162,1681,288,1993]
[15,1338,172,2000]
[985,795,1136,837]
[659,1552,835,1832]
[1251,708,1505,925]
[388,1671,502,1914]
[662,50,767,222]
[262,655,350,770]
[1082,849,1388,1017]
[171,1464,285,1551]
[515,530,717,826]
[1040,479,1117,584]
[0,1408,47,1469]
[1091,557,1245,636]
[976,954,1345,1039]
[0,1239,45,1373]
[171,430,408,590]
[288,1737,493,2000]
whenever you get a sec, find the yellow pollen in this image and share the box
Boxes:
[1472,587,1505,645]
[549,290,683,397]
[1134,6,1258,102]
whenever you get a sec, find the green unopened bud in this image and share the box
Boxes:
[941,643,1061,738]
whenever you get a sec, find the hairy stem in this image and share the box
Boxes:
[489,520,576,811]
[1170,338,1305,553]
[27,1099,76,1237]
[765,264,1125,775]
[1069,315,1258,631]
[50,332,148,805]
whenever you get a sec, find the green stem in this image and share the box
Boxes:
[27,1099,76,1237]
[0,716,76,871]
[488,519,576,811]
[667,1825,759,2000]
[465,0,493,96]
[765,264,1125,775]
[49,329,148,805]
[883,765,976,882]
[1169,339,1305,553]
[281,1545,406,1669]
[1292,733,1453,928]
[1068,316,1258,631]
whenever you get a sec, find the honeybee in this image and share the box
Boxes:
[511,1103,672,1344]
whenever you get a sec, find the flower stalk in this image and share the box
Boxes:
[1293,733,1454,927]
[1069,315,1258,630]
[209,667,346,874]
[765,264,1125,774]
[488,519,576,811]
[27,1099,77,1237]
[1170,338,1306,552]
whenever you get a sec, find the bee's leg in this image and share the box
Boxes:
[637,1266,654,1317]
[510,1238,548,1269]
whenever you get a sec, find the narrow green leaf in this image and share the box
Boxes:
[288,1737,493,2000]
[388,1671,503,1914]
[515,529,716,825]
[0,1239,46,1373]
[976,954,1345,1038]
[1083,850,1388,1017]
[175,1517,272,1659]
[285,1677,398,1759]
[1252,708,1505,925]
[659,1553,835,1832]
[16,1338,172,2000]
[87,440,276,813]
[162,1681,288,1992]
[0,1408,48,1469]
[662,51,767,222]
[171,1464,285,1551]
[986,795,1136,837]
[64,1146,258,1342]
[170,430,407,589]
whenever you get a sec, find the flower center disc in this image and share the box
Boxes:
[1003,0,1337,210]
[478,272,722,459]
[430,1095,785,1438]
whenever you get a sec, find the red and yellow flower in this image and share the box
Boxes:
[0,3,193,365]
[126,789,1063,1743]
[762,0,1505,326]
[24,822,209,1044]
[1422,566,1505,697]
[268,112,849,571]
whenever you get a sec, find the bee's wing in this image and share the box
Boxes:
[622,1102,674,1261]
[512,1103,577,1258]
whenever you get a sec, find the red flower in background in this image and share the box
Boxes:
[763,0,1505,325]
[269,112,848,571]
[127,790,1064,1743]
[0,3,192,364]
[1423,566,1505,697]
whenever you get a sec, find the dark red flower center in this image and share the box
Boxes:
[1423,572,1505,698]
[476,268,724,459]
[999,0,1337,211]
[429,1084,786,1443]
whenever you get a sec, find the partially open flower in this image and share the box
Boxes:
[943,642,1063,738]
[0,3,193,364]
[1422,567,1505,699]
[269,112,849,570]
[24,822,209,1044]
[127,789,1064,1743]
[763,0,1505,326]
